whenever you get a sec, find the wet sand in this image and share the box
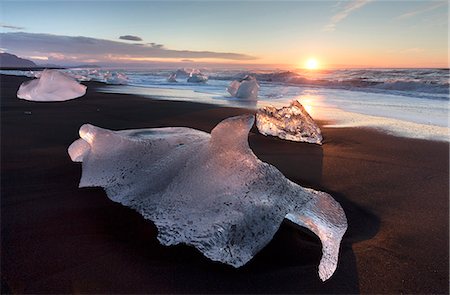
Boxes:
[1,74,448,293]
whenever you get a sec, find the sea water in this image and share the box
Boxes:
[2,68,449,141]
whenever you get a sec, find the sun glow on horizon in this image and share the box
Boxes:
[305,58,319,70]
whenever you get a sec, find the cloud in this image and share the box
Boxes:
[0,32,257,63]
[119,35,143,41]
[0,23,25,30]
[323,0,372,32]
[181,59,195,62]
[148,42,164,49]
[396,1,446,20]
[27,55,49,61]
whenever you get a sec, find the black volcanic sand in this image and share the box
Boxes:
[1,75,448,293]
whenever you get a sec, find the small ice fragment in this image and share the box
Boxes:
[31,71,43,78]
[105,72,128,85]
[87,69,103,81]
[24,111,32,115]
[187,69,208,83]
[227,75,260,99]
[175,68,190,78]
[17,69,87,102]
[67,71,91,82]
[227,80,241,97]
[256,100,323,144]
[167,73,177,82]
[68,115,346,281]
[28,71,40,78]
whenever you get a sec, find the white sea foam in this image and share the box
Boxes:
[319,107,449,142]
[283,88,450,142]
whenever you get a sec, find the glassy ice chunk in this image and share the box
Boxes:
[175,68,190,78]
[256,100,323,144]
[17,69,87,102]
[187,69,208,83]
[105,72,128,85]
[71,73,91,82]
[86,69,103,81]
[227,80,241,97]
[167,73,177,82]
[68,115,346,281]
[227,75,259,99]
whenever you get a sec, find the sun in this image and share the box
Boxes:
[305,58,319,70]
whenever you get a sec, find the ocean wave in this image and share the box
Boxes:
[208,69,449,98]
[2,68,448,99]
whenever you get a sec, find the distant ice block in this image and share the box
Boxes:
[30,71,41,78]
[227,75,259,99]
[74,74,91,82]
[167,73,177,82]
[68,115,346,281]
[105,72,128,85]
[17,69,87,102]
[175,68,190,78]
[86,69,103,81]
[81,70,127,84]
[256,100,323,144]
[66,71,91,82]
[187,70,208,83]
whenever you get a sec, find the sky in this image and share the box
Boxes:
[0,0,448,69]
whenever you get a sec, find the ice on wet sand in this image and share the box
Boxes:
[227,75,259,99]
[187,69,208,83]
[68,115,346,281]
[167,73,177,82]
[256,100,323,144]
[17,69,87,102]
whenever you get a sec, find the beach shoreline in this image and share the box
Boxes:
[1,74,448,293]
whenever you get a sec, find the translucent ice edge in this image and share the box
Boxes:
[68,115,348,281]
[256,100,323,144]
[227,76,259,99]
[16,69,86,101]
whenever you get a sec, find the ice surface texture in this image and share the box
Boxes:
[256,100,323,144]
[68,115,346,281]
[167,73,177,82]
[17,69,87,102]
[105,72,128,85]
[187,70,208,83]
[227,75,260,99]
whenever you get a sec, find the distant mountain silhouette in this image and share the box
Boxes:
[0,53,37,68]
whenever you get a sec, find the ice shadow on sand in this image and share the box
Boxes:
[89,131,380,294]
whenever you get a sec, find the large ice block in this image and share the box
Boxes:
[167,72,177,82]
[17,69,87,102]
[68,115,346,281]
[175,68,190,78]
[187,70,208,83]
[227,75,259,99]
[256,100,323,144]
